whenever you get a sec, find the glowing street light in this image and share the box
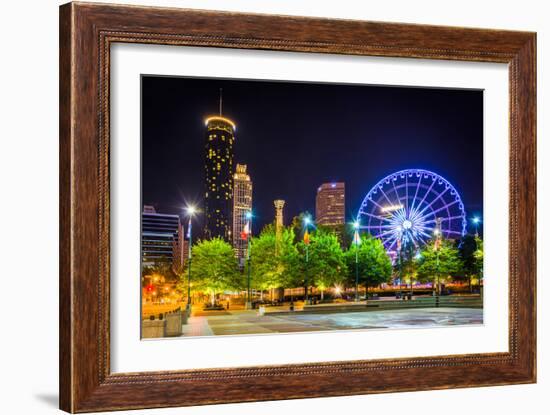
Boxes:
[185,205,198,316]
[244,210,253,309]
[433,218,442,302]
[303,215,312,303]
[472,216,481,236]
[352,221,361,302]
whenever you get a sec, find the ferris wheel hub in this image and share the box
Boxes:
[402,219,413,230]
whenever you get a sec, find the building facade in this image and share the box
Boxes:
[204,115,235,241]
[141,205,181,267]
[315,182,345,227]
[172,220,189,274]
[232,164,253,265]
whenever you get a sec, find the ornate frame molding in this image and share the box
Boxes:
[60,2,536,412]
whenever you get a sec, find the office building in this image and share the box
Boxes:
[142,205,180,267]
[203,95,235,241]
[232,164,253,264]
[315,182,345,227]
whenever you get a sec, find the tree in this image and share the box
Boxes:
[247,226,280,297]
[417,239,462,291]
[458,234,483,291]
[345,234,392,293]
[296,229,347,300]
[398,243,417,291]
[190,238,240,306]
[289,212,313,245]
[474,236,484,288]
[246,225,300,299]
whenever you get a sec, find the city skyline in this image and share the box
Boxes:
[142,76,483,236]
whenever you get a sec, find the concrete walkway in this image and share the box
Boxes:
[179,307,483,337]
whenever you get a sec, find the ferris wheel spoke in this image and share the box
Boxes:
[378,185,397,207]
[411,177,437,219]
[416,229,433,239]
[415,186,450,217]
[365,224,399,229]
[385,235,399,251]
[391,179,402,206]
[362,197,389,213]
[415,233,428,245]
[360,211,393,223]
[421,200,459,218]
[412,222,434,232]
[422,215,464,225]
[409,174,424,214]
[377,227,403,238]
[405,174,409,213]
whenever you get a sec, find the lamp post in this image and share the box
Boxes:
[353,221,360,302]
[245,210,253,310]
[472,217,483,296]
[472,216,481,237]
[303,216,311,304]
[397,237,403,299]
[433,223,441,306]
[185,205,196,316]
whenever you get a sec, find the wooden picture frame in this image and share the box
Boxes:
[59,2,536,412]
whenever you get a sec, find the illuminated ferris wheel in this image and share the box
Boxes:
[356,169,467,253]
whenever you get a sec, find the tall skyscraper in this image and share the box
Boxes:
[232,164,253,264]
[315,182,345,227]
[141,205,180,267]
[204,92,235,241]
[274,199,285,239]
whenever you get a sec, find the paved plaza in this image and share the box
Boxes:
[181,307,483,337]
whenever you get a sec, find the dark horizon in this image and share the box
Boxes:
[141,76,483,237]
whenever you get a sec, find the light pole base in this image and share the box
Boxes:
[185,303,192,317]
[245,301,253,310]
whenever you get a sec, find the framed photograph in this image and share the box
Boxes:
[59,2,536,412]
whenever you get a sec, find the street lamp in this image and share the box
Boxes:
[303,215,312,303]
[353,221,361,302]
[185,205,197,316]
[245,210,253,309]
[472,216,481,237]
[433,221,442,305]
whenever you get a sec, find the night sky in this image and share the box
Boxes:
[141,76,483,236]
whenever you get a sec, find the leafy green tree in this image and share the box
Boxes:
[190,238,240,306]
[417,239,462,291]
[474,236,484,287]
[458,234,484,291]
[246,225,300,299]
[345,234,393,293]
[289,212,313,245]
[295,229,347,299]
[247,226,280,296]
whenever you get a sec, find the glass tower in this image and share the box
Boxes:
[204,115,235,241]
